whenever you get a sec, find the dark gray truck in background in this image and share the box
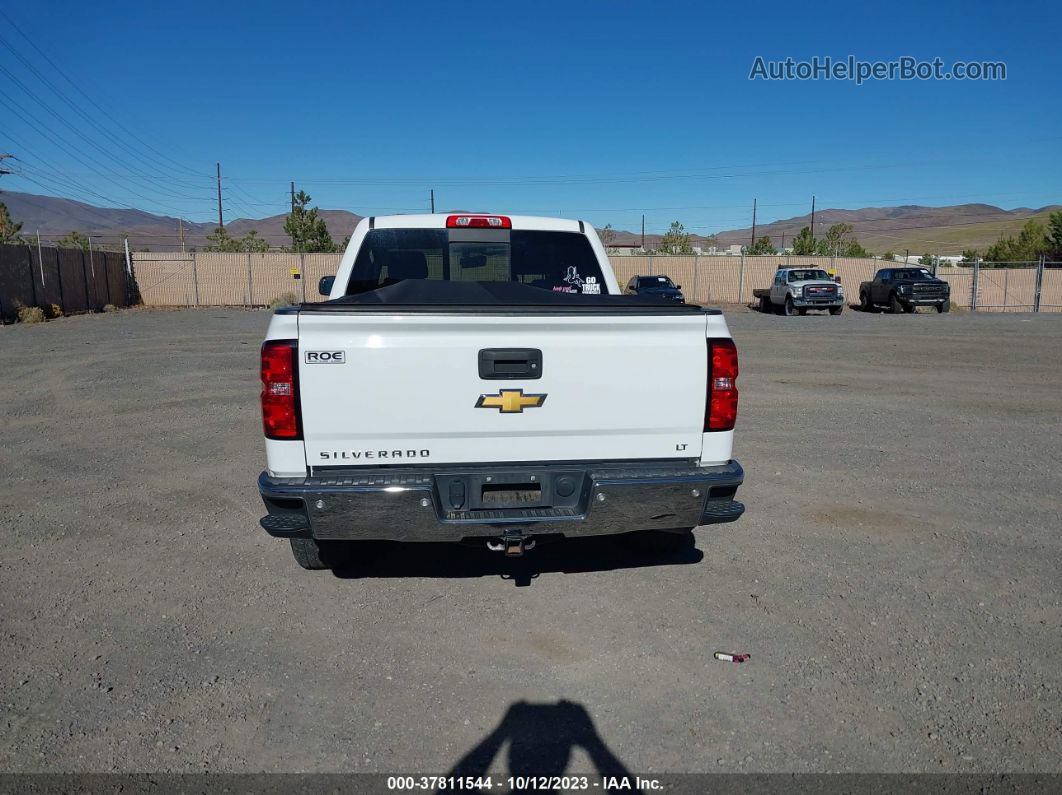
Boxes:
[859,267,951,313]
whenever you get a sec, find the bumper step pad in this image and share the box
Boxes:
[699,499,745,524]
[259,513,310,535]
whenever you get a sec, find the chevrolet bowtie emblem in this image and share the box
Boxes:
[476,389,547,413]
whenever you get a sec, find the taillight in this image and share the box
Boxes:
[261,340,301,439]
[446,214,511,229]
[705,338,738,431]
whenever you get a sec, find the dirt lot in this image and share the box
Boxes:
[0,306,1059,775]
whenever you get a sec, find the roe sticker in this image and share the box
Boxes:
[305,350,346,364]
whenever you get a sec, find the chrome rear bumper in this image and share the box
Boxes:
[258,460,744,542]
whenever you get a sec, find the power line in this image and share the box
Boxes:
[0,8,207,179]
[0,31,211,187]
[10,171,218,224]
[0,66,209,203]
[0,92,211,215]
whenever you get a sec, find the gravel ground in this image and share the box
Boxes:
[0,305,1059,775]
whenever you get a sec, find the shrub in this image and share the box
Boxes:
[17,304,46,324]
[268,292,298,309]
[50,303,64,318]
[103,304,118,313]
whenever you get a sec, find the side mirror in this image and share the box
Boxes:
[318,275,335,297]
[676,285,682,290]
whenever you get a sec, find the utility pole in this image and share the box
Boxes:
[810,195,816,239]
[178,219,185,253]
[430,189,435,213]
[749,198,757,251]
[216,162,224,229]
[290,181,296,251]
[0,153,13,176]
[641,215,645,250]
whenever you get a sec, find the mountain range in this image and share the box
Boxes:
[1,190,1057,255]
[607,203,1061,255]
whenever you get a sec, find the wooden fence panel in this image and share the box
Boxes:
[57,248,89,314]
[30,245,63,309]
[0,244,34,321]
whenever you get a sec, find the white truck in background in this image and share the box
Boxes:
[754,267,845,315]
[258,213,744,569]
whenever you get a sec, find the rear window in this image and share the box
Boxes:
[788,269,830,282]
[345,229,608,295]
[638,276,674,288]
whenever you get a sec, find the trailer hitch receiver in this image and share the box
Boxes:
[485,531,536,556]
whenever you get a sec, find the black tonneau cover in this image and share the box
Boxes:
[295,280,714,315]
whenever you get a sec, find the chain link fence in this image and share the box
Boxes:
[130,251,1062,312]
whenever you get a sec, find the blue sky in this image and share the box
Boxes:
[2,0,1060,237]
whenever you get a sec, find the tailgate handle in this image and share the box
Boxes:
[479,348,542,380]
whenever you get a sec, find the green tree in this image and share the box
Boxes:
[746,235,777,255]
[1046,210,1062,258]
[960,249,979,265]
[984,219,1050,263]
[205,226,270,252]
[918,253,936,267]
[238,230,270,253]
[882,251,896,261]
[817,223,848,256]
[0,201,23,243]
[284,190,337,253]
[655,221,693,255]
[598,223,617,249]
[205,226,236,251]
[58,231,90,251]
[817,223,868,257]
[791,226,817,255]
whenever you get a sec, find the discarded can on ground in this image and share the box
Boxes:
[713,651,750,663]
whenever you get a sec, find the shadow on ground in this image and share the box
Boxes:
[328,531,703,586]
[447,699,642,791]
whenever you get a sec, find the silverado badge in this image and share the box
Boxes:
[476,389,547,413]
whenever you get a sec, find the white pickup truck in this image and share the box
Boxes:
[753,267,845,316]
[258,213,744,569]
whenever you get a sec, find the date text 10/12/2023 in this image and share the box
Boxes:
[386,775,664,790]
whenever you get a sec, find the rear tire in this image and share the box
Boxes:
[784,296,796,316]
[889,293,905,314]
[289,538,331,570]
[829,305,843,315]
[937,301,950,313]
[860,291,874,312]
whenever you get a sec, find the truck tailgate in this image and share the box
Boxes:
[297,311,721,467]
